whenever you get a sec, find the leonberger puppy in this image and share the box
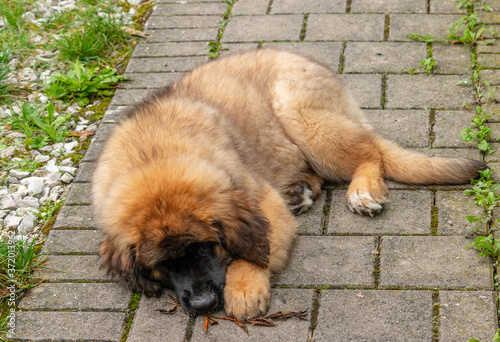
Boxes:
[92,48,486,320]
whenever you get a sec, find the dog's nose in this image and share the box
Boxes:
[189,292,217,312]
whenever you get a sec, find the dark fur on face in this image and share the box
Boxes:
[152,242,229,316]
[100,238,230,316]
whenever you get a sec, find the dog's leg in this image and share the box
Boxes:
[345,160,388,217]
[224,184,297,320]
[283,172,323,214]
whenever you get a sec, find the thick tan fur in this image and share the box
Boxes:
[92,49,486,320]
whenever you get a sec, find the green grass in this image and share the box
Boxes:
[4,101,72,149]
[0,236,48,339]
[50,5,132,63]
[0,47,14,101]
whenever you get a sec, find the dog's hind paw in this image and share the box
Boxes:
[224,260,270,321]
[346,191,384,217]
[287,182,314,215]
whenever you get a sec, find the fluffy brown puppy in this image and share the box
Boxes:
[92,48,486,320]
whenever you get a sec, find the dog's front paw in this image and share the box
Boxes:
[224,260,270,320]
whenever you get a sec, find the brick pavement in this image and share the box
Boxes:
[11,0,499,341]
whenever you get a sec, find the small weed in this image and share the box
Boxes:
[207,0,236,59]
[44,60,125,106]
[461,106,494,154]
[208,42,228,59]
[464,169,500,232]
[406,32,436,43]
[466,234,500,260]
[33,198,65,226]
[0,157,39,173]
[469,331,500,342]
[445,0,494,46]
[402,67,417,75]
[419,58,436,74]
[4,101,71,148]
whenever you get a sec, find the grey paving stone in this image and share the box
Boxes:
[273,236,374,287]
[109,88,151,106]
[430,0,465,13]
[352,0,426,13]
[480,53,500,69]
[490,123,500,141]
[328,190,432,235]
[389,14,462,41]
[82,140,104,162]
[386,75,474,109]
[152,3,227,16]
[101,106,127,124]
[52,205,96,229]
[131,42,209,58]
[191,289,313,341]
[231,0,269,15]
[344,42,427,74]
[41,255,110,281]
[11,311,126,342]
[315,290,433,341]
[125,56,208,73]
[65,182,91,205]
[379,236,493,289]
[144,28,219,42]
[127,293,190,342]
[483,0,500,11]
[487,86,500,103]
[307,14,385,41]
[73,161,95,183]
[337,74,382,108]
[145,15,221,29]
[484,104,500,122]
[296,191,326,235]
[478,10,500,24]
[481,69,500,86]
[93,123,117,142]
[261,42,343,69]
[122,72,184,89]
[221,15,303,43]
[18,283,130,310]
[439,291,498,342]
[437,191,483,235]
[432,44,471,74]
[478,40,500,53]
[489,162,500,181]
[486,143,500,163]
[433,110,476,148]
[42,229,102,254]
[365,109,430,147]
[271,0,345,14]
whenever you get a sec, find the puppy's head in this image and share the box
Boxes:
[98,161,270,315]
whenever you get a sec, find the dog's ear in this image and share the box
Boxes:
[215,190,271,268]
[99,237,162,297]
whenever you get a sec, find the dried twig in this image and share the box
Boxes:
[156,294,182,315]
[203,310,308,334]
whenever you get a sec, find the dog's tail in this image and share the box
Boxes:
[378,139,487,184]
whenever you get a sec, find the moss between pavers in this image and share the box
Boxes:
[121,293,141,342]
